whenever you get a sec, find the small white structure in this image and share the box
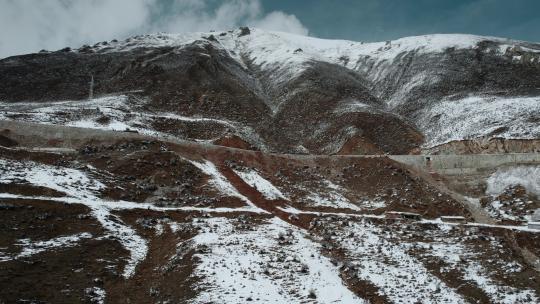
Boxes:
[528,222,540,230]
[385,211,422,221]
[440,216,467,224]
[526,209,540,230]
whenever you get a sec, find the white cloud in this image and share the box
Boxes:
[0,0,154,58]
[250,11,308,35]
[0,0,309,59]
[155,0,307,36]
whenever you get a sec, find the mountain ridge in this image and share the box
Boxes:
[1,28,540,303]
[1,27,539,154]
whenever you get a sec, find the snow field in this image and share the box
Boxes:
[189,216,364,303]
[0,158,147,278]
[417,232,537,304]
[319,217,538,303]
[417,95,540,147]
[334,220,467,303]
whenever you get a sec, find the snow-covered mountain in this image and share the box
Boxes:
[2,28,539,154]
[1,28,540,303]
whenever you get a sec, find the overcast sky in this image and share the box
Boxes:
[1,0,539,59]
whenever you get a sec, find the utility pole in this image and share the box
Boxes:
[89,74,94,100]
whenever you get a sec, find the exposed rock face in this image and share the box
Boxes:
[1,28,539,154]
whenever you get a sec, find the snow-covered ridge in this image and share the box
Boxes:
[72,28,538,99]
[79,28,536,70]
[245,31,514,68]
[417,95,540,147]
[10,28,538,151]
[82,28,523,56]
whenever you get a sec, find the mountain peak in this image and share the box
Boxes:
[73,28,538,60]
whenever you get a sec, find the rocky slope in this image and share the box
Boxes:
[0,124,539,303]
[1,28,540,303]
[3,28,538,154]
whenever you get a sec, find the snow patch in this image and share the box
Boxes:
[190,216,364,303]
[0,232,92,262]
[463,263,536,304]
[187,160,259,208]
[417,95,540,147]
[90,206,147,278]
[233,168,287,200]
[412,234,537,303]
[0,158,104,198]
[486,166,540,197]
[304,180,363,211]
[85,286,106,304]
[328,219,467,303]
[0,159,147,278]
